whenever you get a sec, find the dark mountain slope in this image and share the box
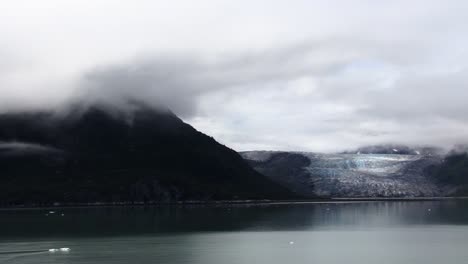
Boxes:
[427,152,468,195]
[245,152,313,197]
[0,104,292,206]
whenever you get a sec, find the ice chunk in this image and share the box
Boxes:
[49,247,70,253]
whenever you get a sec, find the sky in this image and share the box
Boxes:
[1,0,468,152]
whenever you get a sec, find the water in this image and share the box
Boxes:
[1,200,468,264]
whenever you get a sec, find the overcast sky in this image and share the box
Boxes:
[1,0,468,152]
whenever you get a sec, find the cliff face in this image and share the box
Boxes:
[0,104,292,206]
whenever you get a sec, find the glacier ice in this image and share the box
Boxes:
[242,151,444,198]
[303,153,441,197]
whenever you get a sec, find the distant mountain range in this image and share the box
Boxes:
[1,102,467,206]
[0,103,292,206]
[341,144,444,156]
[241,147,468,198]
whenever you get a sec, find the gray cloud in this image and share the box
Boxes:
[1,0,468,152]
[76,42,355,118]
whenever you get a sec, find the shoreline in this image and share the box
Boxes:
[1,196,467,210]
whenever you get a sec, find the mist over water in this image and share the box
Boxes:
[1,201,468,264]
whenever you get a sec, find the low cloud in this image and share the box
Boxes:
[1,0,468,152]
[0,141,63,156]
[75,42,355,118]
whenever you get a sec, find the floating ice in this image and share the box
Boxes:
[393,149,398,152]
[49,248,70,253]
[289,241,294,245]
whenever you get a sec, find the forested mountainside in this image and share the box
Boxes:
[0,103,292,206]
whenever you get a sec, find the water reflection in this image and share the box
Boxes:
[1,201,468,264]
[1,200,468,240]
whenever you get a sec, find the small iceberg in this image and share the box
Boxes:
[48,248,70,253]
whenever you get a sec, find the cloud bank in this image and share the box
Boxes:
[1,0,468,152]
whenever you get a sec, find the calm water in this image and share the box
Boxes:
[1,200,468,264]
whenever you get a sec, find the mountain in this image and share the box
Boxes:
[341,144,444,155]
[0,103,292,206]
[241,149,455,198]
[427,151,468,196]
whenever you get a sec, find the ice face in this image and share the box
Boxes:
[243,151,444,198]
[303,154,441,197]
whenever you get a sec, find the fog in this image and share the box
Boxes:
[1,0,468,152]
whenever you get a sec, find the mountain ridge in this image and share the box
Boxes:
[0,103,293,206]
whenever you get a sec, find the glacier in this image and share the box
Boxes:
[242,151,445,198]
